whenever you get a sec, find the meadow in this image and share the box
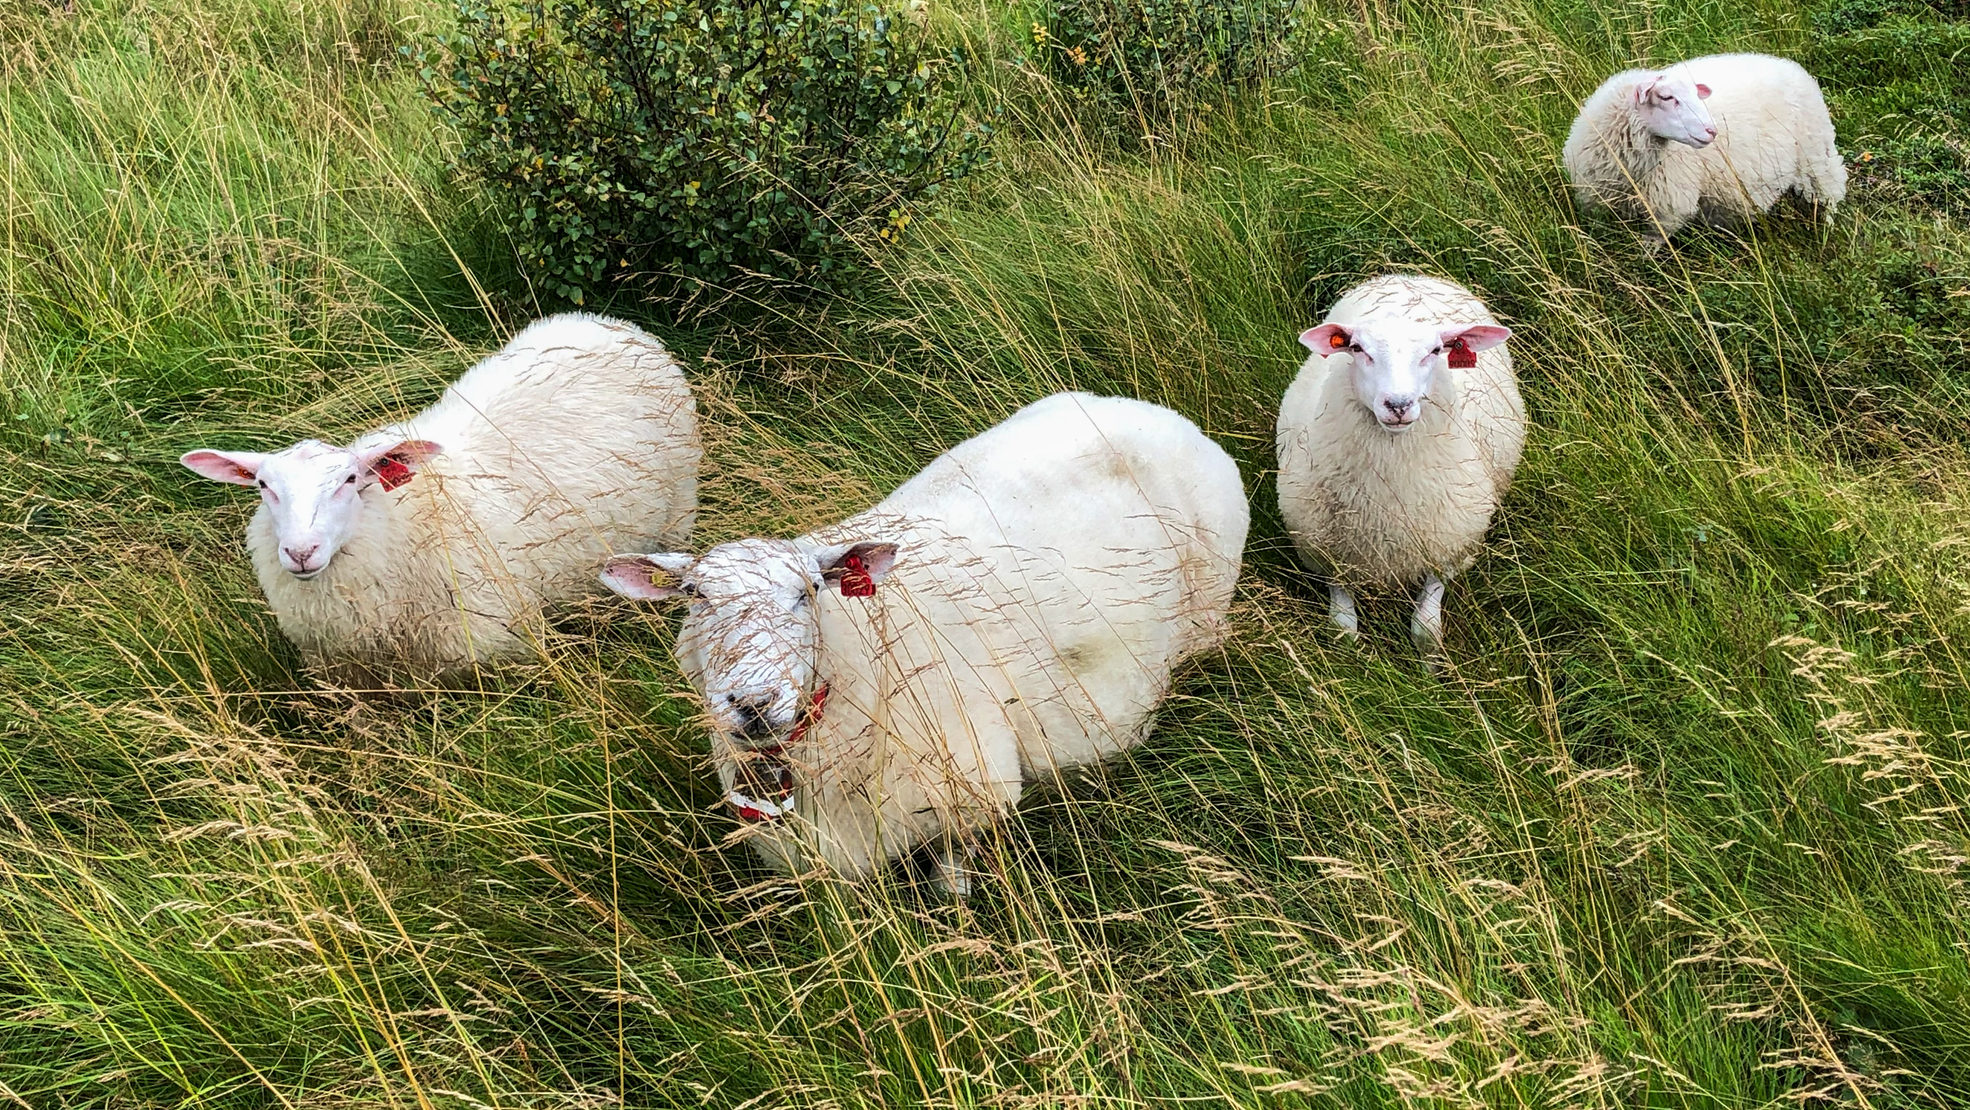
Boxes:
[2,0,1969,1105]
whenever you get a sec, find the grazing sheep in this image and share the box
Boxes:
[1275,274,1523,652]
[182,314,700,679]
[1562,53,1846,245]
[601,392,1247,893]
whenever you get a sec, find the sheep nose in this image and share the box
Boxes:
[726,693,775,735]
[283,544,320,569]
[1383,397,1415,419]
[1704,125,1717,138]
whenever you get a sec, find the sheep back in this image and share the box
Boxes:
[748,392,1248,878]
[1563,54,1845,233]
[1677,54,1846,220]
[253,314,700,676]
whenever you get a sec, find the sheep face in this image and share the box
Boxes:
[601,539,899,747]
[1634,70,1715,148]
[1298,321,1511,433]
[181,437,442,578]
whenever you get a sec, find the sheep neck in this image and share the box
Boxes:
[1618,98,1671,178]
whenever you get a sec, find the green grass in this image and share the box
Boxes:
[4,0,1969,1105]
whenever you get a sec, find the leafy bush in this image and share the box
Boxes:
[1809,0,1931,36]
[1853,135,1970,213]
[424,0,989,301]
[1807,0,1970,214]
[1033,0,1299,134]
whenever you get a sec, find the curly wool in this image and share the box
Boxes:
[1563,53,1846,239]
[254,314,699,677]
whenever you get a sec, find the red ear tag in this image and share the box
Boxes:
[1446,340,1478,370]
[836,553,876,598]
[373,456,415,492]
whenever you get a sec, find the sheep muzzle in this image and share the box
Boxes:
[724,682,828,823]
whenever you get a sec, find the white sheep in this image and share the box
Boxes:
[600,392,1248,893]
[1562,53,1846,245]
[182,313,700,679]
[1275,274,1523,652]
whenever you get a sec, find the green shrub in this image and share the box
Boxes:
[423,0,989,301]
[1807,0,1970,215]
[1033,0,1299,135]
[1855,135,1970,213]
[1809,0,1931,36]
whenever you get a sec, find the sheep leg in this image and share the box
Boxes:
[1410,573,1446,654]
[933,838,974,899]
[1328,584,1360,639]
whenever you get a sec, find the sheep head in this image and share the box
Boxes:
[1299,320,1510,433]
[181,436,442,578]
[601,538,899,745]
[1634,69,1715,148]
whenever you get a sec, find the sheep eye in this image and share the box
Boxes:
[680,583,701,598]
[344,475,357,485]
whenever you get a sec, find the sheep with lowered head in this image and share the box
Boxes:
[601,392,1248,894]
[1276,274,1523,653]
[1563,53,1846,246]
[182,313,700,680]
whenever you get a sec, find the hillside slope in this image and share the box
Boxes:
[1,0,1967,1105]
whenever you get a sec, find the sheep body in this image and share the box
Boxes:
[620,393,1246,885]
[1563,53,1845,241]
[249,314,698,675]
[1275,275,1522,645]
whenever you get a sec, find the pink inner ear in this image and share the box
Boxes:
[823,541,900,594]
[1441,323,1511,353]
[599,556,686,601]
[1299,324,1350,355]
[358,438,442,490]
[1695,83,1712,99]
[180,449,265,486]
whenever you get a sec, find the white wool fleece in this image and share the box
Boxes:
[1563,53,1847,241]
[187,313,700,678]
[1276,274,1524,591]
[605,392,1248,882]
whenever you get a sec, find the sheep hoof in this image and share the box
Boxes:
[1411,575,1446,659]
[1328,585,1360,640]
[933,845,973,900]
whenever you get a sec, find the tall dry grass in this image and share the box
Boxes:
[2,0,1967,1106]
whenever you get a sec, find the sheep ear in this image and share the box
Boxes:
[355,437,443,490]
[1299,324,1351,356]
[1438,324,1511,352]
[817,541,899,597]
[601,553,695,600]
[1633,76,1659,104]
[181,449,269,486]
[1694,83,1712,99]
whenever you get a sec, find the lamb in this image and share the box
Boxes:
[181,313,700,679]
[600,392,1247,893]
[1562,53,1846,245]
[1275,274,1524,653]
